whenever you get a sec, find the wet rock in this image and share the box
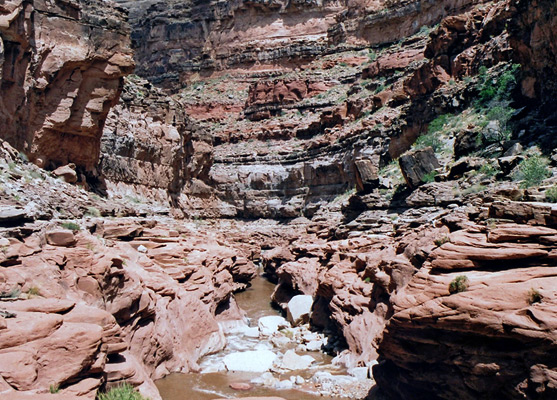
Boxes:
[278,349,314,370]
[223,350,277,372]
[399,147,441,189]
[286,295,313,326]
[258,316,290,336]
[229,382,253,391]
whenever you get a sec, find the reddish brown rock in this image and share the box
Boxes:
[46,230,76,247]
[0,0,133,171]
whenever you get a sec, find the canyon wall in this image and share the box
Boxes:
[0,0,134,172]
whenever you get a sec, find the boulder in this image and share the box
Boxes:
[354,159,379,193]
[258,316,290,336]
[399,147,441,189]
[46,230,76,247]
[286,295,313,326]
[52,164,77,184]
[223,350,277,372]
[279,350,315,370]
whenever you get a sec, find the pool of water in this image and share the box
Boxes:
[156,275,343,400]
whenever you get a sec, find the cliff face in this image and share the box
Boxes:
[124,0,487,88]
[0,0,134,172]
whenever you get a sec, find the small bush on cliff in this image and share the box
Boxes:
[528,288,542,305]
[49,384,60,394]
[97,384,148,400]
[545,186,557,202]
[476,64,520,105]
[449,275,469,294]
[422,170,438,183]
[61,221,80,231]
[515,154,550,188]
[415,114,452,153]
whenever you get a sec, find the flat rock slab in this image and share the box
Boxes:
[212,398,286,400]
[5,299,75,314]
[0,206,27,223]
[223,350,277,372]
[279,349,314,370]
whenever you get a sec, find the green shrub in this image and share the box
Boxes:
[476,64,519,105]
[27,286,41,297]
[368,49,377,62]
[61,222,80,231]
[85,206,101,217]
[545,186,557,202]
[527,288,542,305]
[49,384,60,394]
[415,114,451,152]
[449,275,469,294]
[97,384,148,400]
[516,155,550,188]
[422,170,438,183]
[479,163,498,177]
[434,236,449,247]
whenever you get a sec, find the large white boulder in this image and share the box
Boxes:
[279,349,315,370]
[286,295,313,326]
[258,315,290,336]
[223,350,277,372]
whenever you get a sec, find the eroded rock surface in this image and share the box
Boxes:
[0,0,133,172]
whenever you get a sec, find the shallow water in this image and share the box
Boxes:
[156,275,340,400]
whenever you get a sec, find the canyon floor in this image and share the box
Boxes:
[1,0,557,399]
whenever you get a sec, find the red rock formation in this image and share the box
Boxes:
[374,202,557,399]
[0,218,255,398]
[0,0,134,172]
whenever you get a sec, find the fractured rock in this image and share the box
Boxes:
[258,316,290,336]
[399,147,441,189]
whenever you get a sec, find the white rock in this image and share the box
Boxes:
[258,315,289,336]
[286,295,313,326]
[271,335,291,348]
[348,366,369,380]
[243,327,260,338]
[295,376,305,385]
[279,349,315,370]
[251,372,279,387]
[137,245,148,253]
[224,350,277,372]
[305,339,323,352]
[276,380,294,390]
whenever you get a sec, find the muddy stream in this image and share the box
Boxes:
[156,274,370,399]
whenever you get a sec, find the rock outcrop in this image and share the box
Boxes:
[374,201,557,400]
[0,0,134,172]
[0,216,255,399]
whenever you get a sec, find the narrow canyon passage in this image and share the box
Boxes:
[1,0,557,398]
[156,273,370,400]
